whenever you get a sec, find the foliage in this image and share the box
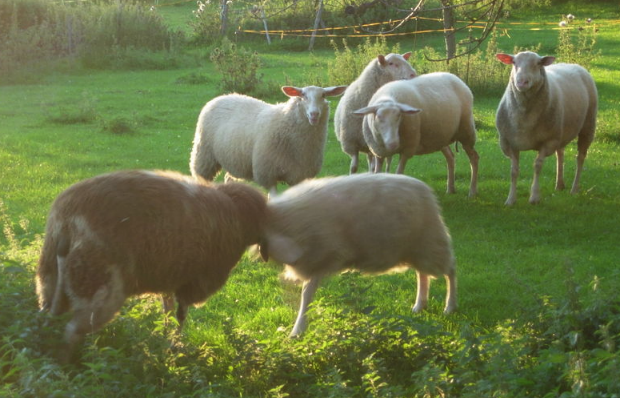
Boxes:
[188,0,222,46]
[209,37,263,94]
[327,36,401,86]
[0,0,183,80]
[556,18,600,69]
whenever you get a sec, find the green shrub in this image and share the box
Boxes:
[556,20,600,69]
[0,0,183,80]
[327,36,401,86]
[188,0,223,45]
[209,38,263,94]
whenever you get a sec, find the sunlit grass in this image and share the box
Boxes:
[1,1,619,396]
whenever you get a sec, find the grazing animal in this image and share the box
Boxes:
[36,170,266,360]
[190,85,347,197]
[354,72,479,197]
[334,52,417,174]
[260,173,457,337]
[495,51,597,205]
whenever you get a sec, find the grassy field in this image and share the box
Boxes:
[1,1,620,397]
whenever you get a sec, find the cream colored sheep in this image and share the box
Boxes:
[496,51,597,205]
[354,72,479,197]
[36,170,266,360]
[334,52,417,174]
[260,173,456,337]
[190,85,347,197]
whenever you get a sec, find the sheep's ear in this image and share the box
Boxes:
[496,53,514,65]
[402,51,412,60]
[282,86,303,97]
[352,105,377,116]
[540,56,555,66]
[398,104,421,115]
[324,86,347,97]
[377,54,387,66]
[265,233,303,265]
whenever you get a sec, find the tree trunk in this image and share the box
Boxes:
[441,0,457,62]
[220,0,229,36]
[308,0,324,51]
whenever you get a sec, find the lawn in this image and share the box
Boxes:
[1,1,619,397]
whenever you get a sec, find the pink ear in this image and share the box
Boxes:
[377,55,387,66]
[281,86,302,97]
[403,52,412,60]
[496,53,514,65]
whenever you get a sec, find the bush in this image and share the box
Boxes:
[327,36,401,86]
[209,38,263,94]
[0,0,183,80]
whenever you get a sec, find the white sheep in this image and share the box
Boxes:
[190,85,347,197]
[36,170,267,360]
[260,173,457,337]
[495,51,597,205]
[334,52,417,174]
[354,72,479,197]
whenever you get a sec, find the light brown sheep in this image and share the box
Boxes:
[260,173,456,337]
[334,52,417,174]
[190,85,347,197]
[354,72,479,197]
[36,170,266,360]
[496,51,597,205]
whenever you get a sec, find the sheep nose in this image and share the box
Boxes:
[516,79,529,90]
[308,112,320,125]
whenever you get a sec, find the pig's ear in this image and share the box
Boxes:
[263,233,303,265]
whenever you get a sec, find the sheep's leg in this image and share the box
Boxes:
[572,124,595,194]
[412,271,430,312]
[441,146,456,194]
[505,149,520,206]
[373,157,385,173]
[395,155,410,174]
[268,186,278,199]
[530,146,555,204]
[175,302,189,330]
[443,267,457,314]
[349,153,359,174]
[366,153,375,173]
[555,148,566,191]
[385,156,393,173]
[161,294,175,314]
[462,144,479,198]
[571,138,591,194]
[290,277,321,337]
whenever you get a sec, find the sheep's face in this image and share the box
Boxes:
[378,52,418,81]
[282,85,347,126]
[497,51,555,93]
[354,100,421,154]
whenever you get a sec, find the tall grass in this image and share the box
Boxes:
[0,0,183,81]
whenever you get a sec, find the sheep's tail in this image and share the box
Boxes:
[189,124,220,181]
[36,228,71,315]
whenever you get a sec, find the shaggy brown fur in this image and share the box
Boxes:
[36,170,266,360]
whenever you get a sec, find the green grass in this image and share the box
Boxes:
[1,1,620,397]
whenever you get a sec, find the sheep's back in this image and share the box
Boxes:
[50,170,259,295]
